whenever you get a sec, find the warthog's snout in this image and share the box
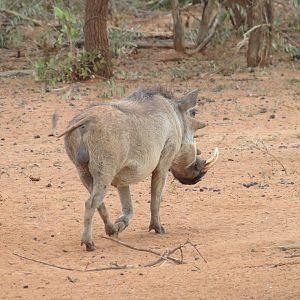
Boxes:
[171,147,219,185]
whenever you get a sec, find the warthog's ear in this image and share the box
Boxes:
[178,89,199,112]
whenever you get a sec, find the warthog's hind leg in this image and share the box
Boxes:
[114,186,133,234]
[149,169,168,234]
[81,181,109,251]
[77,165,116,248]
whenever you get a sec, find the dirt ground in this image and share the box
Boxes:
[1,19,300,299]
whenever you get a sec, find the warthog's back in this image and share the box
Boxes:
[64,87,183,186]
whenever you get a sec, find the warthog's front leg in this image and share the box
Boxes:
[97,203,117,237]
[114,185,133,234]
[149,169,168,234]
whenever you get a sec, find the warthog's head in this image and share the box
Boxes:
[171,89,219,185]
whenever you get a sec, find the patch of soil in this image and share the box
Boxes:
[0,16,300,299]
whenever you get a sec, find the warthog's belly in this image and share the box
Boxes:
[111,157,160,187]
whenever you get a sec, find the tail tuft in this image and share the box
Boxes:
[52,112,58,137]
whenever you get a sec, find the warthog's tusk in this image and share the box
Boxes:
[203,147,219,171]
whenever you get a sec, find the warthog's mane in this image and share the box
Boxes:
[125,86,176,102]
[86,86,177,115]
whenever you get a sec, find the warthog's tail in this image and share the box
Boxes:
[52,113,92,138]
[52,112,58,137]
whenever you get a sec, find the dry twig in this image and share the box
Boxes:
[285,254,300,258]
[13,253,82,272]
[0,70,33,78]
[100,235,183,264]
[236,24,271,53]
[253,139,288,175]
[278,244,300,251]
[0,9,43,26]
[13,237,206,272]
[185,14,219,55]
[245,261,300,269]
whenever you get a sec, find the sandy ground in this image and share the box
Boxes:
[0,34,300,299]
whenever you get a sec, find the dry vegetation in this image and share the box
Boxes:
[0,0,300,299]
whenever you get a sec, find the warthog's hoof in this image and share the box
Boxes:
[114,216,129,233]
[105,223,118,237]
[81,240,96,251]
[149,222,166,234]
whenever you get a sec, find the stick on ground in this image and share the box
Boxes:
[13,237,207,272]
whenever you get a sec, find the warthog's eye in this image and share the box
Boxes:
[189,108,198,118]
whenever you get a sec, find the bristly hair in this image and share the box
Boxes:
[125,85,176,101]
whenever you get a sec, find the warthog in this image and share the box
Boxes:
[58,86,218,251]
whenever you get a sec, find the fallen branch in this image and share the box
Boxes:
[68,36,176,50]
[245,261,300,269]
[278,244,300,251]
[285,254,300,258]
[187,239,208,263]
[0,9,43,26]
[110,26,173,39]
[101,235,207,264]
[13,253,82,272]
[13,238,206,272]
[135,40,195,50]
[100,235,182,264]
[0,70,33,78]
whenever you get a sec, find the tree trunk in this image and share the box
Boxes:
[84,0,113,78]
[196,0,217,45]
[247,0,273,67]
[171,0,185,52]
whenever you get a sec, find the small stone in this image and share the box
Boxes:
[34,135,40,139]
[67,276,77,283]
[33,237,37,241]
[269,114,275,119]
[259,108,267,114]
[242,182,258,188]
[29,176,40,182]
[23,285,29,288]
